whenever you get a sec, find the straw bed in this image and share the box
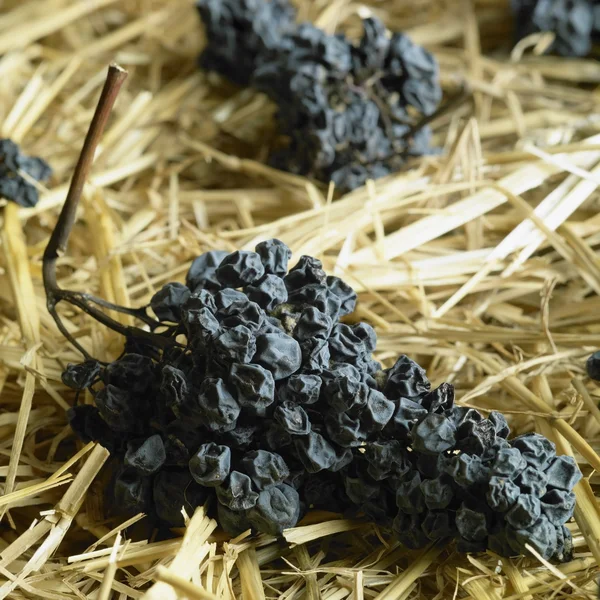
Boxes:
[0,0,600,598]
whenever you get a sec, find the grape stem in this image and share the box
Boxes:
[42,64,176,359]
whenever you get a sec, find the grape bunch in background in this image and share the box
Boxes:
[65,239,581,561]
[512,0,600,56]
[196,0,442,192]
[0,139,52,208]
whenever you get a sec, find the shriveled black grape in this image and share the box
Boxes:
[540,489,576,525]
[217,502,252,536]
[124,435,166,475]
[217,251,265,287]
[189,443,231,487]
[344,475,379,505]
[446,454,489,487]
[194,378,240,431]
[274,401,311,435]
[0,138,52,207]
[160,365,190,415]
[586,350,600,380]
[214,288,247,310]
[214,325,256,364]
[154,469,209,526]
[393,512,429,549]
[384,355,430,401]
[455,505,487,542]
[197,0,295,86]
[411,413,456,454]
[230,363,275,409]
[326,276,356,317]
[255,238,292,277]
[420,477,454,510]
[491,447,527,478]
[104,354,155,394]
[246,274,288,311]
[253,332,302,379]
[544,455,582,491]
[506,494,541,529]
[241,449,289,489]
[186,250,229,292]
[489,411,510,438]
[487,476,520,513]
[247,484,300,535]
[94,385,138,432]
[395,471,425,515]
[279,374,321,405]
[184,306,220,346]
[151,283,191,322]
[514,516,559,560]
[515,466,548,496]
[360,389,395,432]
[62,360,101,390]
[285,256,326,289]
[114,469,151,516]
[294,307,332,341]
[364,441,410,481]
[325,410,367,448]
[216,471,259,510]
[511,433,556,470]
[421,510,454,541]
[293,431,337,473]
[420,383,454,414]
[62,240,578,559]
[388,398,428,440]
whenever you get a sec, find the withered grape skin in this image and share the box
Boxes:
[217,251,265,287]
[64,240,580,559]
[153,470,209,526]
[151,283,191,322]
[195,378,241,431]
[62,360,101,390]
[256,238,292,276]
[189,443,231,487]
[230,363,275,409]
[216,471,259,510]
[242,450,289,489]
[94,385,138,432]
[124,435,166,475]
[511,433,556,470]
[247,484,300,535]
[246,274,288,311]
[487,477,520,513]
[411,414,456,454]
[186,250,229,291]
[0,138,52,208]
[253,332,302,379]
[195,0,441,192]
[114,469,151,516]
[511,0,595,57]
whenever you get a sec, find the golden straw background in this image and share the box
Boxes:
[0,0,599,597]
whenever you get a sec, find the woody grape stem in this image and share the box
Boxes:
[43,64,176,358]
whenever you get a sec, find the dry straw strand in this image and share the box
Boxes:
[0,0,600,598]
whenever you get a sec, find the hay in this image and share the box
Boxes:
[0,0,599,598]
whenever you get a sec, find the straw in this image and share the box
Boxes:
[1,0,600,597]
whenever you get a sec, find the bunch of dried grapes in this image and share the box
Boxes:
[0,139,52,208]
[64,240,580,560]
[512,0,600,57]
[196,0,442,192]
